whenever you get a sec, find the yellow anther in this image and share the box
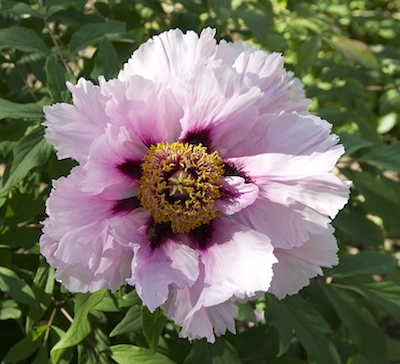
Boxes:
[137,142,224,233]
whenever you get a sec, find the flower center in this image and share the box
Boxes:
[137,142,224,234]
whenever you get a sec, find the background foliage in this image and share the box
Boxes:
[1,0,400,363]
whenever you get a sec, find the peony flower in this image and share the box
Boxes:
[40,28,351,343]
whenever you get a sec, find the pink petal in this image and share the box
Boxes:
[101,76,183,145]
[108,214,200,312]
[119,28,217,84]
[40,168,132,292]
[268,227,339,299]
[43,78,110,164]
[215,176,259,214]
[162,265,238,343]
[79,124,147,200]
[193,216,276,309]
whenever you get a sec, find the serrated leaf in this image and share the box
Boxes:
[359,144,400,174]
[110,305,142,337]
[329,36,379,69]
[26,257,55,331]
[183,338,241,364]
[90,37,120,80]
[109,344,175,364]
[51,290,106,363]
[70,20,126,54]
[0,266,37,306]
[0,26,50,53]
[0,127,52,195]
[329,251,396,278]
[322,286,387,364]
[3,325,46,363]
[45,53,75,102]
[0,98,43,119]
[142,306,167,355]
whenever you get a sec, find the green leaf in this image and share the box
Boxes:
[265,295,293,357]
[379,89,400,115]
[45,53,75,102]
[322,286,387,364]
[341,169,400,235]
[338,132,374,156]
[141,306,167,355]
[329,36,379,69]
[31,346,50,364]
[0,266,37,306]
[51,290,106,363]
[0,98,43,119]
[333,206,384,246]
[110,305,142,337]
[26,257,55,331]
[209,0,232,24]
[359,144,400,174]
[1,1,43,18]
[90,37,120,80]
[267,294,341,363]
[346,280,400,322]
[183,338,242,364]
[0,26,50,53]
[70,20,126,54]
[296,35,321,77]
[329,251,396,278]
[3,325,46,363]
[0,127,52,195]
[109,344,175,364]
[0,299,22,321]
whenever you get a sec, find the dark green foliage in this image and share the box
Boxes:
[1,0,400,363]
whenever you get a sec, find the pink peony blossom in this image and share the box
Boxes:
[40,28,351,343]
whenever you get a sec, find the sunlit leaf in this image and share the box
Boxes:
[110,344,175,364]
[0,267,37,306]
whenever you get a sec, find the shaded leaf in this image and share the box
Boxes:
[70,21,126,54]
[51,290,106,363]
[322,286,387,364]
[0,26,50,53]
[45,53,75,102]
[0,127,52,195]
[359,144,400,174]
[296,35,321,77]
[0,266,37,306]
[0,98,43,119]
[109,344,175,364]
[142,306,167,355]
[267,294,341,364]
[90,37,120,80]
[339,132,374,156]
[0,300,22,321]
[110,305,142,337]
[3,325,46,363]
[183,338,241,364]
[329,251,396,278]
[329,36,379,69]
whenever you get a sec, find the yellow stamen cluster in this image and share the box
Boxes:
[137,142,224,233]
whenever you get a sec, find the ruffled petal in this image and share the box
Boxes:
[108,214,200,312]
[268,227,339,298]
[215,176,259,215]
[79,124,147,200]
[43,78,110,164]
[101,76,183,145]
[162,264,238,343]
[119,28,217,84]
[40,168,132,292]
